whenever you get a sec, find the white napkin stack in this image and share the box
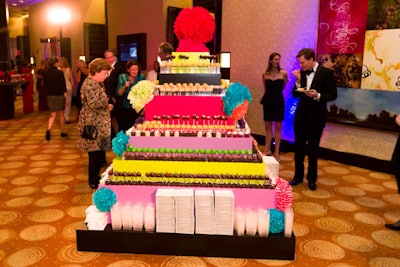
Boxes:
[195,190,215,234]
[263,156,280,185]
[214,190,234,235]
[85,205,108,230]
[174,188,195,234]
[155,189,176,233]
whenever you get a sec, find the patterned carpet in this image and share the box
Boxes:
[0,97,400,267]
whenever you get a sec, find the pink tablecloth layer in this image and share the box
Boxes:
[101,184,276,210]
[128,136,253,150]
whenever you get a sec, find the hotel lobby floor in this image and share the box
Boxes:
[0,97,400,266]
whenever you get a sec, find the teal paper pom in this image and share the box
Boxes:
[222,82,252,116]
[269,208,285,234]
[93,187,117,212]
[112,131,129,156]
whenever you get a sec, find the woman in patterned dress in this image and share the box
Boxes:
[77,58,113,189]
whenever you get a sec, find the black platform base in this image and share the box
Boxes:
[76,224,296,260]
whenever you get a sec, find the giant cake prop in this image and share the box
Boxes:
[78,6,295,260]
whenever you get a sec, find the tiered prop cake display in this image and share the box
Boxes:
[83,52,293,239]
[78,6,295,260]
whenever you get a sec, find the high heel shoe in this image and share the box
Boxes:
[274,153,281,163]
[45,130,50,141]
[264,151,272,156]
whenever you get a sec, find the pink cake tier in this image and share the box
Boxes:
[144,95,235,125]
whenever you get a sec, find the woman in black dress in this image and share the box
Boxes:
[260,52,288,162]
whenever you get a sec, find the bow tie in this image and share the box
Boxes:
[305,69,314,75]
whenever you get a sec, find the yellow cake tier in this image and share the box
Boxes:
[113,157,265,176]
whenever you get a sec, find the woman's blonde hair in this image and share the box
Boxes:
[88,58,112,75]
[59,57,70,68]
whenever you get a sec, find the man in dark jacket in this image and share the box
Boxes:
[104,50,125,137]
[289,48,337,191]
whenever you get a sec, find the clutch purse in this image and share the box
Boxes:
[81,125,98,140]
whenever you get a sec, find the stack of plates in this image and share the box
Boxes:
[195,190,214,234]
[257,208,270,237]
[132,203,144,231]
[174,189,195,234]
[156,189,176,233]
[122,202,133,230]
[144,203,155,232]
[214,190,234,235]
[263,155,280,184]
[110,202,122,230]
[245,208,258,236]
[234,207,245,236]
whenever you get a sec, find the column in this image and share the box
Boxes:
[0,0,11,71]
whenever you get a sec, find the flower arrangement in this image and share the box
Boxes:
[269,208,285,234]
[127,80,155,113]
[93,187,117,212]
[274,177,294,212]
[112,131,129,157]
[222,82,252,120]
[174,6,216,52]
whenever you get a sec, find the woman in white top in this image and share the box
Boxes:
[59,57,74,123]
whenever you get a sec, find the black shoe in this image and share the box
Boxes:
[61,133,68,138]
[65,120,71,124]
[289,179,302,186]
[385,221,400,230]
[89,183,98,189]
[45,130,50,141]
[308,182,317,191]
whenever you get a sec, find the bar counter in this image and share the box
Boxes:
[0,80,28,120]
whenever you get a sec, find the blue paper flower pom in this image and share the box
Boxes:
[269,208,285,234]
[112,131,129,157]
[222,82,252,116]
[93,187,117,212]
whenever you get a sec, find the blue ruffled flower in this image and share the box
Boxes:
[93,187,117,212]
[269,208,285,234]
[112,131,129,157]
[222,82,252,116]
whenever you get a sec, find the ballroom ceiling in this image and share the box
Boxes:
[7,0,43,18]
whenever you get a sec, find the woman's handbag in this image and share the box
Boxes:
[81,100,98,140]
[81,125,97,140]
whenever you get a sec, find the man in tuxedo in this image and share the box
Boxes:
[385,114,400,230]
[104,50,125,137]
[289,48,337,191]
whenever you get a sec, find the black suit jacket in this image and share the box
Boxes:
[292,65,337,129]
[104,61,125,98]
[43,67,67,96]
